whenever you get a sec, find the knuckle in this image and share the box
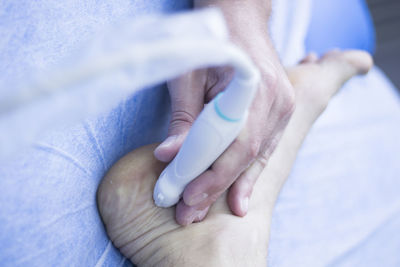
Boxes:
[234,135,261,163]
[232,137,258,164]
[266,79,279,102]
[258,157,268,168]
[264,137,279,159]
[260,63,296,119]
[277,86,296,121]
[205,67,235,99]
[247,138,261,160]
[211,137,262,193]
[169,110,196,129]
[256,155,269,169]
[260,65,279,95]
[209,193,220,204]
[282,91,296,117]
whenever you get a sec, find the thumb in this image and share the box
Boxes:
[154,70,206,162]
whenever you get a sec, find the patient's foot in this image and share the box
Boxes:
[97,50,372,266]
[287,50,372,120]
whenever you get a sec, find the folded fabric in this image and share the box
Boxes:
[2,0,399,266]
[269,66,400,267]
[0,8,253,159]
[0,0,310,265]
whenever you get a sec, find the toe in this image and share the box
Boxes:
[341,50,373,75]
[319,50,373,85]
[300,52,319,64]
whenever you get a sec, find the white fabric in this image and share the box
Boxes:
[269,66,400,267]
[0,9,254,159]
[2,0,400,266]
[270,0,312,65]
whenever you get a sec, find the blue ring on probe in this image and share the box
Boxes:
[214,93,242,122]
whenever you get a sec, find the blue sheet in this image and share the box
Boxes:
[1,0,399,266]
[0,1,190,266]
[269,66,400,267]
[306,0,375,54]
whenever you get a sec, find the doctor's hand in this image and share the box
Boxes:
[154,0,295,225]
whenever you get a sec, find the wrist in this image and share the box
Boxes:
[194,0,271,36]
[194,0,271,17]
[194,0,280,88]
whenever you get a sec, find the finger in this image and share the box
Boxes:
[153,134,187,163]
[255,77,294,163]
[226,125,284,218]
[259,91,293,161]
[182,132,258,209]
[229,100,288,217]
[227,158,267,216]
[175,200,210,226]
[299,52,318,64]
[260,131,284,163]
[204,66,235,102]
[154,70,206,162]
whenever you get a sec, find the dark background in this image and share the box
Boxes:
[366,0,400,90]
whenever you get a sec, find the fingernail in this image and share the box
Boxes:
[157,135,178,150]
[240,197,249,215]
[193,208,209,223]
[184,207,208,225]
[187,193,208,206]
[154,135,179,162]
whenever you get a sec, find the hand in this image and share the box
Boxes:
[154,0,295,224]
[98,50,373,265]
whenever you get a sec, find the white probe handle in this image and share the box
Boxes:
[153,91,247,207]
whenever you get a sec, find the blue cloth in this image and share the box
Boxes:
[1,0,399,266]
[306,0,376,54]
[269,66,400,267]
[268,3,400,266]
[0,88,170,266]
[0,1,190,266]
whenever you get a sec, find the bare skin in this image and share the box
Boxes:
[155,0,295,221]
[97,50,372,266]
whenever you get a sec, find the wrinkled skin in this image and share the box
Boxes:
[97,50,373,266]
[154,0,296,221]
